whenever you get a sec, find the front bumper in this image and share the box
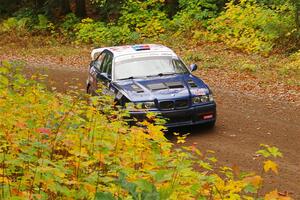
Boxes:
[130,102,216,128]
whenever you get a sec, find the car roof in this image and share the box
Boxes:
[91,44,177,59]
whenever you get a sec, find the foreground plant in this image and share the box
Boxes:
[0,61,292,199]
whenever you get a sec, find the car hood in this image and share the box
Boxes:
[114,73,210,102]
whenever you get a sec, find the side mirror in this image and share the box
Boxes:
[190,64,198,72]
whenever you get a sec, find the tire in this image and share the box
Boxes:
[205,120,216,129]
[87,84,92,95]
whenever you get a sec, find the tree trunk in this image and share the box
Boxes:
[75,0,86,18]
[165,0,179,18]
[60,0,71,15]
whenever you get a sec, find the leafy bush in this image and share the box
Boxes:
[177,0,219,20]
[1,0,298,54]
[208,0,296,54]
[12,7,36,20]
[59,13,80,38]
[0,8,34,35]
[118,0,169,39]
[0,14,54,36]
[279,51,300,79]
[74,18,135,46]
[0,61,291,199]
[0,17,30,33]
[168,0,220,34]
[33,14,55,34]
[74,0,170,45]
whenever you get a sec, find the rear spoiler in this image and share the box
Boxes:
[91,48,105,60]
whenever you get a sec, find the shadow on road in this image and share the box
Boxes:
[165,124,217,141]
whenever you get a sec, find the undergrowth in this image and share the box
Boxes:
[0,61,292,199]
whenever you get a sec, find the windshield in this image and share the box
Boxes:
[114,56,189,80]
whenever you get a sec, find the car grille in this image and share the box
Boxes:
[159,101,174,110]
[175,99,189,109]
[159,99,189,110]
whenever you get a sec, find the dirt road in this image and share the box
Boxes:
[25,66,300,198]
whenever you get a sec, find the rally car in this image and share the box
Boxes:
[86,44,216,128]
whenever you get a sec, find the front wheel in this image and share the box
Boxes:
[205,120,216,129]
[87,84,93,95]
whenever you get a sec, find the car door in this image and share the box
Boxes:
[88,51,106,94]
[98,51,114,95]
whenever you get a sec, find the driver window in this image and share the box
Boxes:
[101,53,113,76]
[106,54,113,76]
[95,53,106,71]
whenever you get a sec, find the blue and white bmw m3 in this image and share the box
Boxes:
[87,44,216,128]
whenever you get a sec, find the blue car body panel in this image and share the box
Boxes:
[109,73,216,128]
[129,102,216,128]
[113,73,208,102]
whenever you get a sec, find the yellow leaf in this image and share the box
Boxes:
[264,160,278,174]
[243,175,263,187]
[0,176,10,184]
[84,183,96,193]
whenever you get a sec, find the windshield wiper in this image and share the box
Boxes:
[117,76,144,81]
[147,72,176,77]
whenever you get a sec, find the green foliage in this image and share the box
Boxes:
[278,50,300,80]
[256,144,283,175]
[90,0,124,22]
[176,0,219,21]
[74,18,135,46]
[33,14,54,33]
[257,0,288,6]
[0,8,33,34]
[0,61,290,199]
[60,13,80,38]
[1,0,299,54]
[0,17,29,32]
[73,0,170,45]
[74,0,170,45]
[118,0,169,39]
[12,7,35,20]
[170,0,219,33]
[208,0,296,54]
[0,14,54,35]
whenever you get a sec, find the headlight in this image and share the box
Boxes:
[125,101,156,111]
[208,94,214,102]
[142,102,156,109]
[192,95,213,104]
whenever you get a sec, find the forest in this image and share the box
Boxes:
[1,0,300,54]
[0,0,299,199]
